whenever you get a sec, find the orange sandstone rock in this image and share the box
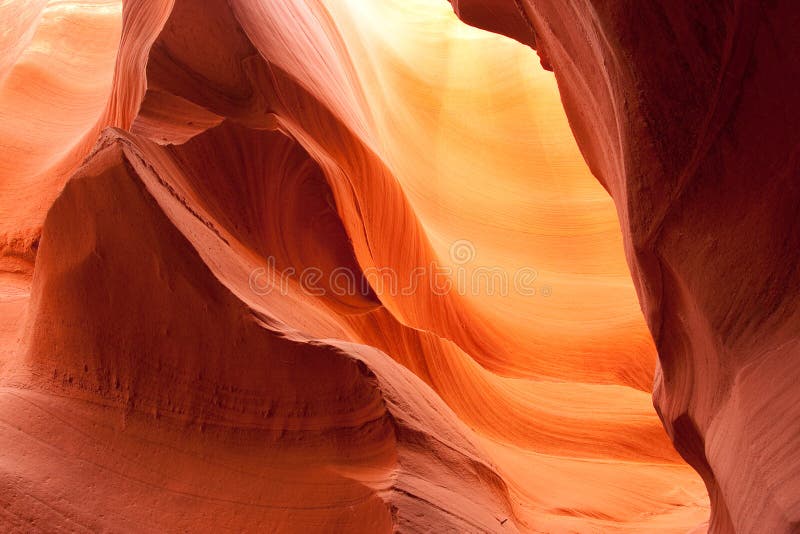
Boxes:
[0,1,721,532]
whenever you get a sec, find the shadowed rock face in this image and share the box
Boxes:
[451,1,800,532]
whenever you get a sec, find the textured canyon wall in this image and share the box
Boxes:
[0,0,727,532]
[451,0,800,532]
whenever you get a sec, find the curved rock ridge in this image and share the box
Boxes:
[16,131,517,532]
[0,0,711,532]
[449,1,800,533]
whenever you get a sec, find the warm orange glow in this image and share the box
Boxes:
[329,0,657,385]
[0,1,710,532]
[0,1,121,248]
[323,2,708,531]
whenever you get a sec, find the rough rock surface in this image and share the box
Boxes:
[451,1,800,532]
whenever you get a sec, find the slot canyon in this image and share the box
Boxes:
[0,1,797,533]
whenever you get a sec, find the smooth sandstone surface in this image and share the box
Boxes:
[450,1,800,533]
[2,0,780,532]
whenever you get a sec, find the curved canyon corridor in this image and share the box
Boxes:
[0,1,797,533]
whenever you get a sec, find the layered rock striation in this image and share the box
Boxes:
[451,0,800,532]
[0,0,740,532]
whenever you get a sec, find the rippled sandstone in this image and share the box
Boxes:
[0,0,760,532]
[451,1,800,532]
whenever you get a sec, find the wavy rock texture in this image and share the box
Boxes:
[0,0,121,276]
[0,0,715,532]
[450,1,800,533]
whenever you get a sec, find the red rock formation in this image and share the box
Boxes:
[0,0,745,532]
[0,0,121,275]
[451,1,800,532]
